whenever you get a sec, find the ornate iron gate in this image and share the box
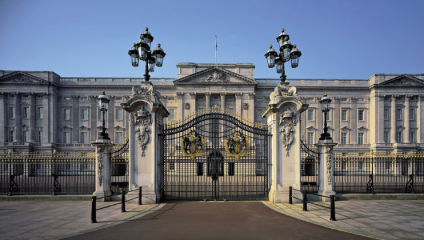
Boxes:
[110,134,129,194]
[161,107,271,201]
[300,139,320,193]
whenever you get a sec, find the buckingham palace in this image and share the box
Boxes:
[1,62,423,153]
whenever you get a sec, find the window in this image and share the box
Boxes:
[10,131,14,142]
[358,110,364,121]
[169,109,175,120]
[64,109,70,120]
[341,110,347,121]
[81,132,88,144]
[81,109,88,120]
[64,132,71,144]
[384,132,390,143]
[23,107,29,118]
[116,132,123,143]
[396,109,402,120]
[396,132,402,143]
[10,107,15,118]
[307,132,314,144]
[38,107,43,119]
[307,110,313,121]
[384,109,389,120]
[358,133,364,144]
[116,109,123,120]
[341,132,347,144]
[38,131,43,142]
[23,131,29,142]
[409,131,415,143]
[410,109,415,120]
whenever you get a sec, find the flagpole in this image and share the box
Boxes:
[215,35,217,65]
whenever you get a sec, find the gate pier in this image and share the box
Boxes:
[121,82,169,204]
[262,82,308,203]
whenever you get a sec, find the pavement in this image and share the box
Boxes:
[0,199,423,240]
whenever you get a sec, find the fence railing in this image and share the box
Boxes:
[0,151,95,195]
[290,187,336,221]
[91,187,142,223]
[301,141,319,193]
[333,152,424,193]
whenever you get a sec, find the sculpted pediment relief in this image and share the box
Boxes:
[0,71,49,84]
[174,67,257,85]
[378,75,424,87]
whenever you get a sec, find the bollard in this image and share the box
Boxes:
[302,190,307,211]
[91,196,97,223]
[121,190,126,213]
[330,195,336,221]
[138,187,142,205]
[289,186,292,204]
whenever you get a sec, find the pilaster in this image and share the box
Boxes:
[14,93,22,142]
[333,98,340,143]
[391,95,396,143]
[418,95,423,144]
[176,92,184,121]
[189,92,196,115]
[205,92,211,110]
[404,95,411,143]
[248,93,255,121]
[0,93,5,144]
[42,94,49,143]
[108,96,115,142]
[71,95,79,143]
[235,93,242,115]
[377,95,385,144]
[220,92,226,110]
[316,140,337,201]
[30,93,36,142]
[92,139,113,200]
[350,97,358,143]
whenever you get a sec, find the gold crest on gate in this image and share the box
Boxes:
[225,132,249,161]
[181,131,205,161]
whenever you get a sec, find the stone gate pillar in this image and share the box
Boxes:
[92,139,113,200]
[262,82,308,203]
[316,140,337,202]
[121,82,169,204]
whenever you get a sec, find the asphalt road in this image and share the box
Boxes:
[65,202,372,240]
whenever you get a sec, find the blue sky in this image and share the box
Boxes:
[0,0,423,79]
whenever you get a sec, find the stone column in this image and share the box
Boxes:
[418,95,423,144]
[176,92,184,121]
[0,93,5,144]
[316,140,337,202]
[205,92,211,110]
[30,93,36,142]
[333,98,340,143]
[189,92,196,115]
[42,94,49,143]
[15,93,22,142]
[71,95,79,143]
[235,93,242,115]
[248,93,255,122]
[350,97,358,143]
[220,92,226,110]
[92,139,113,200]
[377,95,385,143]
[404,95,410,143]
[391,95,396,143]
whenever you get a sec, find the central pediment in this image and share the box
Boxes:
[377,75,424,88]
[0,71,49,84]
[174,67,257,85]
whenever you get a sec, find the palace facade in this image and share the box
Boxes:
[1,62,423,153]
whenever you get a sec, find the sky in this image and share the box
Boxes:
[0,0,423,80]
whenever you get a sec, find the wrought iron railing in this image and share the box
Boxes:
[333,152,424,193]
[300,140,319,193]
[0,150,95,195]
[110,135,129,195]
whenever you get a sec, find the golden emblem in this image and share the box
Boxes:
[225,132,249,161]
[181,131,205,161]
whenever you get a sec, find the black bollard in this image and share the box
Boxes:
[289,186,292,204]
[302,190,307,211]
[121,190,126,213]
[138,187,142,205]
[330,195,336,221]
[91,196,97,223]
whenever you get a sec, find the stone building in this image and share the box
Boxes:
[1,63,423,153]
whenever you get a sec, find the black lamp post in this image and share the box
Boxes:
[98,89,110,140]
[319,93,332,141]
[128,27,166,82]
[264,28,302,84]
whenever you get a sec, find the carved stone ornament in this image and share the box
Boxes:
[326,147,334,185]
[133,106,153,157]
[279,109,297,157]
[205,70,228,82]
[225,132,249,161]
[97,147,103,186]
[181,131,206,161]
[242,103,249,110]
[185,103,190,110]
[269,83,297,104]
[132,82,162,103]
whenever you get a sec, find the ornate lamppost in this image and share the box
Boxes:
[128,27,166,82]
[264,28,302,84]
[319,93,332,141]
[98,89,110,140]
